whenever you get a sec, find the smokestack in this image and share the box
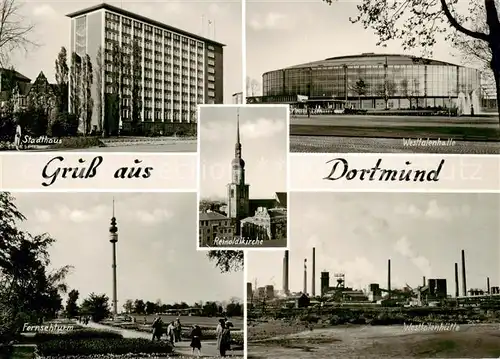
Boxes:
[312,247,316,297]
[423,276,426,286]
[303,258,307,294]
[283,250,289,295]
[387,259,391,299]
[487,277,490,294]
[461,250,467,296]
[454,263,459,297]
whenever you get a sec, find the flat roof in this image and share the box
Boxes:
[264,53,477,76]
[66,2,225,47]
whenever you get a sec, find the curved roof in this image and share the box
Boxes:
[265,53,472,75]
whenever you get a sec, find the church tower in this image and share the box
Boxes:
[227,109,250,232]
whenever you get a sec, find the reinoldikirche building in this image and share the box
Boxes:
[252,53,481,114]
[67,3,224,135]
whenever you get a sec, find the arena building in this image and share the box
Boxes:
[251,53,483,114]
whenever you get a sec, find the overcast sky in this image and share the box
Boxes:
[11,192,243,307]
[12,0,241,103]
[248,193,499,296]
[246,1,480,90]
[199,106,287,200]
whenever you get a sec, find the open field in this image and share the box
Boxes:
[248,320,500,358]
[290,135,500,154]
[290,114,499,128]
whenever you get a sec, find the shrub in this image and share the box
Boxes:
[37,338,173,356]
[49,136,105,150]
[49,113,79,137]
[300,314,319,323]
[16,329,122,344]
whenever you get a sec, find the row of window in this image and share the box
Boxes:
[104,12,205,50]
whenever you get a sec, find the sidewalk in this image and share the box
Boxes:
[86,321,243,357]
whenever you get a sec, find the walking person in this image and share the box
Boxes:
[151,316,163,341]
[14,123,21,150]
[219,321,233,357]
[190,324,202,357]
[216,319,225,356]
[174,318,182,342]
[166,321,176,346]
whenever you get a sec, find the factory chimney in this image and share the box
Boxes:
[303,258,307,295]
[454,262,459,297]
[461,250,467,296]
[387,259,391,299]
[283,250,289,295]
[487,277,490,294]
[423,276,426,286]
[312,247,316,297]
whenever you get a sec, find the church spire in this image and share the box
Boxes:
[235,108,241,159]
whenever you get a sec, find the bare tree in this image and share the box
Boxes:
[95,46,103,135]
[351,78,367,108]
[0,0,37,67]
[131,40,142,134]
[246,76,261,96]
[55,47,69,113]
[323,0,500,122]
[83,54,93,134]
[70,53,82,123]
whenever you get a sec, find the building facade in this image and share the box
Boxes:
[259,53,482,114]
[199,211,235,247]
[232,92,243,104]
[67,3,224,135]
[241,207,287,241]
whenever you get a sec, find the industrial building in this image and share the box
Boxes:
[251,246,500,311]
[67,3,224,135]
[249,53,482,115]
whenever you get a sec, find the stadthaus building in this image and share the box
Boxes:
[67,3,224,135]
[255,53,481,114]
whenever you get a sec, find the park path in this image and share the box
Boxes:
[86,321,242,357]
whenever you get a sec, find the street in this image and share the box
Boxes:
[291,135,499,154]
[69,142,197,152]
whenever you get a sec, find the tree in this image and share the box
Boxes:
[0,0,37,67]
[134,299,146,314]
[0,193,72,336]
[70,53,82,122]
[65,289,79,318]
[82,54,94,134]
[80,293,110,322]
[323,0,500,122]
[123,299,134,314]
[55,47,69,113]
[131,40,142,134]
[207,251,244,273]
[246,77,261,97]
[202,301,218,317]
[145,301,156,315]
[351,78,367,108]
[95,47,103,135]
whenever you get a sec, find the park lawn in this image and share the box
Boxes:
[290,125,500,141]
[11,346,35,359]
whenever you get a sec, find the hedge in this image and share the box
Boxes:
[17,329,122,344]
[37,338,173,356]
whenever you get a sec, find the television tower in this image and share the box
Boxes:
[109,198,118,317]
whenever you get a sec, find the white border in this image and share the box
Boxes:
[243,250,248,357]
[195,104,290,251]
[241,0,247,100]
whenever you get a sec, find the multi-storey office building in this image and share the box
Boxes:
[67,3,224,135]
